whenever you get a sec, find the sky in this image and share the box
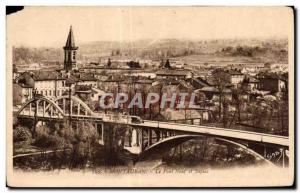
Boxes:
[7,6,293,47]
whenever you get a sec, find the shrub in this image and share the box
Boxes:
[34,133,65,149]
[13,126,32,143]
[34,125,66,149]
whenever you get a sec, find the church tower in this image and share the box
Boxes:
[63,26,78,71]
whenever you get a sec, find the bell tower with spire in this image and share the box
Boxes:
[63,26,78,71]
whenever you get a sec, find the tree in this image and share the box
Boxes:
[107,58,111,68]
[164,59,171,69]
[211,69,231,127]
[13,84,23,105]
[231,88,244,123]
[103,123,127,165]
[13,126,32,143]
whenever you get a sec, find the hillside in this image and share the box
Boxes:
[13,38,288,67]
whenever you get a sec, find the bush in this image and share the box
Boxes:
[34,125,66,149]
[34,133,65,149]
[13,126,32,143]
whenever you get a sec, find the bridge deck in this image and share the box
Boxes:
[130,121,290,147]
[17,111,289,147]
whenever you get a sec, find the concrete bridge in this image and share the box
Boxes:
[15,95,290,166]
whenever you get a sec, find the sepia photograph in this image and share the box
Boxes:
[6,6,294,187]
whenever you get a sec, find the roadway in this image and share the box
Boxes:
[129,120,290,147]
[17,110,290,147]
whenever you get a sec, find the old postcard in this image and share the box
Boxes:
[6,6,294,187]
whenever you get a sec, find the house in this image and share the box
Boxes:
[73,73,98,87]
[227,69,244,86]
[186,76,210,90]
[13,83,33,105]
[17,71,68,98]
[211,68,244,88]
[155,69,190,79]
[256,72,288,93]
[98,75,124,93]
[195,86,232,101]
[74,85,106,110]
[162,108,206,125]
[241,76,260,91]
[75,84,92,100]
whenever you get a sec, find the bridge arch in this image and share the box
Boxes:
[44,95,95,116]
[16,95,65,118]
[138,134,274,165]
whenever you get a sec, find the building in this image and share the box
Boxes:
[33,72,68,97]
[186,76,210,90]
[211,68,244,87]
[257,72,288,93]
[241,76,260,91]
[13,83,33,105]
[155,69,190,79]
[72,73,98,87]
[63,26,78,71]
[74,84,93,100]
[17,71,68,98]
[98,75,124,93]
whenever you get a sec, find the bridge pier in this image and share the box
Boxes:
[281,147,289,168]
[155,130,160,142]
[160,131,164,140]
[124,128,143,154]
[94,123,104,145]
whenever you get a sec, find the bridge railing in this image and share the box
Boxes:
[142,120,289,147]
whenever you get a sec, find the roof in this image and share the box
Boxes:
[80,74,97,81]
[196,86,218,92]
[178,80,194,90]
[226,69,243,75]
[16,72,35,87]
[155,69,190,77]
[101,75,125,82]
[133,79,154,85]
[205,76,232,87]
[196,86,231,93]
[256,72,288,82]
[18,83,33,88]
[212,68,243,76]
[163,78,181,85]
[31,71,65,81]
[64,26,78,49]
[187,77,210,89]
[75,84,92,93]
[243,76,259,83]
[72,73,97,81]
[248,76,259,83]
